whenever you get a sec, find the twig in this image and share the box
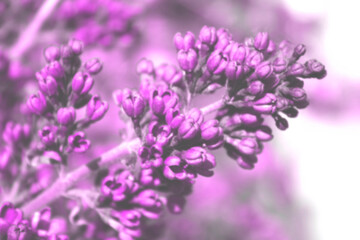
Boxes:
[8,0,62,59]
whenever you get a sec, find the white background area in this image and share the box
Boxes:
[280,1,360,240]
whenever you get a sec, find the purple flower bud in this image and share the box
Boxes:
[38,75,58,96]
[228,137,259,155]
[150,144,163,159]
[241,113,260,125]
[72,72,94,95]
[287,63,305,76]
[151,90,179,116]
[283,107,299,118]
[112,89,124,107]
[86,95,108,121]
[84,58,103,75]
[43,45,61,63]
[165,108,185,130]
[173,32,195,51]
[38,126,56,146]
[57,107,76,126]
[246,50,264,68]
[177,48,198,72]
[173,32,184,51]
[68,132,91,153]
[236,155,257,170]
[207,51,228,75]
[31,208,51,237]
[199,25,217,46]
[178,118,200,140]
[254,32,270,51]
[225,61,245,81]
[27,91,47,115]
[156,64,183,86]
[0,202,22,225]
[121,89,146,119]
[216,28,232,40]
[288,87,307,102]
[276,96,293,111]
[187,108,204,124]
[138,146,150,161]
[167,195,186,214]
[255,126,273,141]
[47,61,65,79]
[101,175,128,202]
[131,189,159,208]
[181,147,216,169]
[140,168,160,186]
[229,44,248,63]
[200,120,224,149]
[253,93,277,114]
[272,57,287,73]
[293,44,306,59]
[60,45,74,60]
[112,210,141,228]
[136,58,154,75]
[214,36,230,51]
[255,61,273,79]
[273,114,289,130]
[163,156,186,180]
[304,59,326,79]
[247,80,264,96]
[266,40,276,54]
[68,39,84,55]
[7,222,35,240]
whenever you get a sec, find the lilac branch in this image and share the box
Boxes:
[200,98,226,115]
[8,0,62,59]
[22,138,141,217]
[21,99,227,217]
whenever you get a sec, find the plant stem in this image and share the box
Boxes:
[21,99,226,217]
[8,0,62,59]
[200,98,226,115]
[22,138,140,217]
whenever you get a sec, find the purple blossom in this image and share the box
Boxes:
[86,95,109,122]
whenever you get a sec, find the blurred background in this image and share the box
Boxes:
[1,0,359,239]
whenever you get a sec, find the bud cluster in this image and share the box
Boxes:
[1,39,108,214]
[0,202,69,239]
[106,26,326,239]
[26,39,108,164]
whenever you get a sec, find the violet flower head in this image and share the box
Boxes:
[57,107,76,126]
[68,132,91,153]
[72,72,94,95]
[86,95,109,122]
[84,58,103,75]
[121,89,146,119]
[27,91,48,115]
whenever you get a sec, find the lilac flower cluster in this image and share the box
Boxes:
[0,24,326,240]
[1,39,108,211]
[175,26,326,169]
[0,202,68,239]
[104,26,326,239]
[26,39,108,163]
[55,0,142,47]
